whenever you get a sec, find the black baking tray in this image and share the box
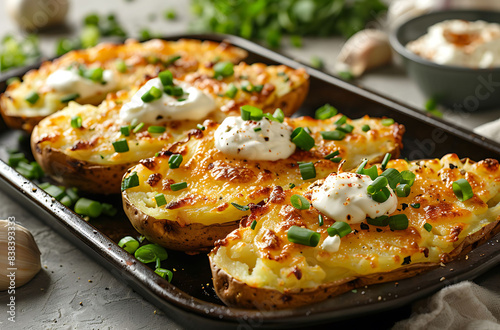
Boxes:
[1,33,500,329]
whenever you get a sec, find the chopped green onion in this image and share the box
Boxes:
[287,226,320,247]
[400,170,416,187]
[452,179,474,201]
[253,127,262,132]
[148,125,166,134]
[327,222,352,238]
[381,153,391,170]
[336,124,354,133]
[388,214,409,230]
[329,157,342,163]
[338,71,354,80]
[171,182,187,191]
[155,193,167,207]
[155,268,173,282]
[45,185,66,200]
[74,197,103,218]
[318,214,324,226]
[423,223,432,232]
[197,124,205,131]
[120,125,130,136]
[71,115,82,129]
[225,83,238,98]
[253,84,264,93]
[315,104,338,120]
[60,93,80,103]
[164,85,184,96]
[324,151,340,160]
[367,215,389,227]
[367,176,388,195]
[60,195,73,207]
[25,91,39,104]
[118,236,139,254]
[362,124,370,132]
[158,70,173,86]
[396,184,411,197]
[168,154,183,169]
[65,188,79,203]
[320,130,346,141]
[299,162,316,180]
[381,118,394,126]
[101,203,117,217]
[356,159,368,174]
[362,166,378,180]
[310,56,324,70]
[291,127,315,151]
[121,172,139,191]
[411,203,420,209]
[8,152,26,167]
[164,54,181,66]
[115,59,127,73]
[84,67,103,82]
[250,220,257,230]
[335,115,347,126]
[372,187,391,203]
[231,202,249,211]
[141,86,162,102]
[112,139,129,153]
[240,81,254,93]
[273,108,285,123]
[134,244,168,263]
[240,105,263,121]
[213,61,234,79]
[38,182,51,190]
[290,194,310,210]
[380,168,402,189]
[133,122,144,133]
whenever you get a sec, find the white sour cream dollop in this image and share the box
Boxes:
[119,78,216,124]
[311,172,397,224]
[45,69,117,99]
[214,116,296,161]
[321,235,341,253]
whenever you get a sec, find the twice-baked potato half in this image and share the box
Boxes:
[1,38,247,131]
[31,63,310,194]
[122,113,404,252]
[209,154,500,309]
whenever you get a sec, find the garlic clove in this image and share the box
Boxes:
[0,220,41,291]
[6,0,69,32]
[335,29,392,78]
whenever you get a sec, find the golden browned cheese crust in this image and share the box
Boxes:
[209,154,500,309]
[31,63,309,194]
[122,115,404,251]
[1,38,247,131]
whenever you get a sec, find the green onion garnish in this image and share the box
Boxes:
[356,159,368,174]
[45,185,66,200]
[168,154,183,169]
[158,70,173,86]
[231,202,249,211]
[74,197,103,218]
[60,195,73,207]
[240,105,263,121]
[380,168,402,189]
[112,139,129,153]
[71,115,82,129]
[213,61,234,79]
[133,122,144,133]
[60,93,80,103]
[290,194,310,210]
[101,203,117,217]
[381,118,394,126]
[372,187,391,203]
[362,166,378,180]
[330,157,342,163]
[118,236,139,254]
[171,182,187,191]
[164,54,181,66]
[320,130,346,141]
[225,83,238,98]
[335,115,347,126]
[250,220,257,230]
[8,153,26,167]
[254,127,262,132]
[452,179,474,201]
[148,125,166,134]
[155,268,173,282]
[65,188,79,204]
[134,246,157,264]
[361,124,370,132]
[141,86,162,102]
[287,226,320,247]
[318,214,324,226]
[396,184,411,197]
[84,67,104,83]
[120,125,130,136]
[25,91,39,105]
[367,215,389,227]
[336,124,354,133]
[327,221,352,238]
[400,170,416,187]
[121,171,139,191]
[273,108,284,123]
[423,223,432,232]
[324,150,339,160]
[299,162,316,180]
[197,124,205,131]
[315,104,337,120]
[155,193,167,207]
[388,214,409,230]
[115,59,127,73]
[410,203,420,209]
[253,84,264,93]
[291,127,315,151]
[381,153,391,170]
[367,176,388,195]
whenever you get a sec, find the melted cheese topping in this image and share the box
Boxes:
[214,116,295,161]
[46,69,117,100]
[311,172,397,223]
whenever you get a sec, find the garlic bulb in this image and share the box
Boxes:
[0,220,41,291]
[6,0,69,31]
[335,29,392,78]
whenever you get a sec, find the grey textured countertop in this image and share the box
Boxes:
[1,1,499,329]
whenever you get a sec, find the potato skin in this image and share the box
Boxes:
[122,191,239,252]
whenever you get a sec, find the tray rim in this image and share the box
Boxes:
[1,32,500,326]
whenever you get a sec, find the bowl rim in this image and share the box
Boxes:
[389,9,500,73]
